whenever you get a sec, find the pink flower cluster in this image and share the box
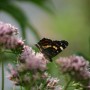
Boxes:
[18,45,48,71]
[0,22,17,36]
[57,55,90,80]
[7,64,19,85]
[0,22,24,50]
[2,22,90,89]
[0,22,52,88]
[8,64,31,86]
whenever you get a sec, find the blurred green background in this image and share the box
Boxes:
[0,0,90,90]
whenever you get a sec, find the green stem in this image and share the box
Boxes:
[89,36,90,54]
[2,60,4,90]
[64,78,72,90]
[13,85,15,90]
[0,50,13,54]
[25,86,31,90]
[20,86,22,90]
[18,75,23,90]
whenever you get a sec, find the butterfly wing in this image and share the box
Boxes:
[35,38,68,62]
[41,45,58,58]
[35,38,54,61]
[42,40,68,59]
[38,38,52,46]
[44,40,69,58]
[35,38,52,51]
[53,40,68,51]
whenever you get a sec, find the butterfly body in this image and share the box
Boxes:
[36,38,68,61]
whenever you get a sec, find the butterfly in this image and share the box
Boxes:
[35,38,68,62]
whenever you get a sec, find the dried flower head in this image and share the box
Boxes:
[46,77,59,89]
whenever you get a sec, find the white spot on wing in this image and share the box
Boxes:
[60,46,63,50]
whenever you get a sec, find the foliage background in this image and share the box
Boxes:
[0,0,90,90]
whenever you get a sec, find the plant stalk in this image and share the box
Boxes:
[2,60,4,90]
[64,78,72,90]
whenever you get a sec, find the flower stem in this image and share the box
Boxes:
[89,36,90,54]
[64,78,72,90]
[2,60,4,90]
[20,85,22,90]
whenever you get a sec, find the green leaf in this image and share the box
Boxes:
[16,0,55,14]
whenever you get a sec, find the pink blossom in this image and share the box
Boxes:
[56,55,90,80]
[0,22,17,36]
[18,46,48,71]
[0,22,24,50]
[0,36,24,49]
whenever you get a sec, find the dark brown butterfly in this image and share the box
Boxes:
[35,38,68,61]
